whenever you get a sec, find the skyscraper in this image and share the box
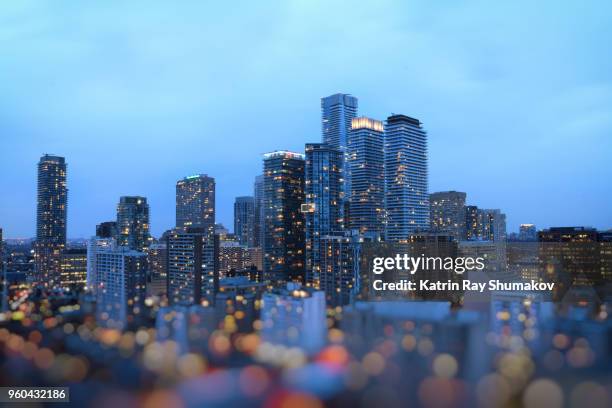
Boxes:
[117,196,150,251]
[176,174,215,231]
[96,221,117,239]
[519,224,537,241]
[263,151,305,283]
[234,196,256,247]
[430,191,467,241]
[465,205,480,240]
[479,209,507,242]
[348,117,385,238]
[34,154,67,287]
[59,248,87,289]
[304,143,344,287]
[384,115,429,241]
[93,245,147,329]
[166,227,219,305]
[253,175,264,249]
[319,232,361,306]
[321,93,358,200]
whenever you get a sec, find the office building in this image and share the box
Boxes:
[304,143,344,288]
[384,115,429,241]
[167,227,219,305]
[34,154,67,287]
[234,196,256,247]
[117,196,150,251]
[538,227,605,300]
[430,191,467,241]
[262,151,305,283]
[348,117,385,237]
[59,248,87,289]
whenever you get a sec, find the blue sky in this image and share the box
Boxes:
[1,0,611,238]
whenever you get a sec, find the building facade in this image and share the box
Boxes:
[348,117,385,238]
[93,246,147,329]
[176,174,215,232]
[167,227,219,305]
[34,154,67,287]
[304,143,344,288]
[59,248,87,289]
[430,191,467,241]
[263,151,305,283]
[234,196,256,247]
[321,93,358,199]
[117,196,150,251]
[384,115,429,241]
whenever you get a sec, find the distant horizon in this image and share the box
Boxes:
[1,1,611,238]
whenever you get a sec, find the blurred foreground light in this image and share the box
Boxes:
[433,354,458,379]
[523,378,563,408]
[569,382,609,408]
[476,374,511,407]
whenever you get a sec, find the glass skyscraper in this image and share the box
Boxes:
[348,117,385,238]
[253,175,264,249]
[117,196,150,251]
[234,196,256,247]
[263,151,305,283]
[304,143,344,287]
[384,114,429,242]
[321,93,358,201]
[34,154,67,287]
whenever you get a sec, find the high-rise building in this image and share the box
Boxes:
[234,196,256,247]
[167,227,219,305]
[479,209,507,242]
[176,174,215,232]
[519,224,537,241]
[34,154,68,287]
[348,117,385,238]
[218,241,253,277]
[117,196,150,251]
[384,115,429,242]
[304,143,344,288]
[147,242,168,297]
[321,93,358,200]
[86,237,114,289]
[0,228,3,270]
[538,227,606,300]
[263,151,305,283]
[253,175,264,249]
[59,248,87,289]
[430,191,467,241]
[92,244,147,329]
[319,232,361,306]
[465,205,480,240]
[96,221,117,239]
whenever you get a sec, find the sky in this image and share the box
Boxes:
[1,0,611,239]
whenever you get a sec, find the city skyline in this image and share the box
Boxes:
[1,1,612,238]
